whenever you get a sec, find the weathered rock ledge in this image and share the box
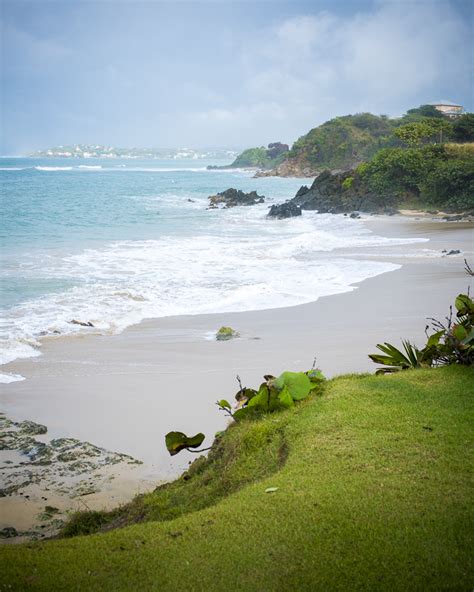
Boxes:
[0,413,143,542]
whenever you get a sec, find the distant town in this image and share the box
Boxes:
[29,145,240,159]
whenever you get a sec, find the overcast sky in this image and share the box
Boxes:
[1,0,472,154]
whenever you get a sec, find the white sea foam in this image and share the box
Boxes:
[34,166,74,171]
[0,373,25,384]
[0,209,428,377]
[111,166,210,172]
[77,165,103,170]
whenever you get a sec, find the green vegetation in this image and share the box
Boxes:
[166,369,326,458]
[287,112,395,170]
[230,142,289,169]
[358,143,474,210]
[370,292,473,373]
[369,292,474,374]
[1,366,472,590]
[165,431,206,456]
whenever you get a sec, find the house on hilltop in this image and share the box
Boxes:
[430,101,464,118]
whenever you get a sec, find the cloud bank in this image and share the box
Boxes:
[1,0,472,153]
[189,1,472,146]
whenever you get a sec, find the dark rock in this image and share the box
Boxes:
[70,320,94,327]
[294,185,310,199]
[18,420,47,436]
[349,212,360,219]
[0,527,18,539]
[287,169,397,214]
[268,202,302,219]
[208,188,265,209]
[445,249,461,256]
[443,215,463,221]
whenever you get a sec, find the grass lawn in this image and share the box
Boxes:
[1,365,472,591]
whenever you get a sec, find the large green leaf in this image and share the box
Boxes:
[277,386,295,409]
[425,330,445,348]
[461,329,474,345]
[247,384,272,409]
[165,432,205,456]
[271,371,313,401]
[455,294,473,316]
[452,324,468,341]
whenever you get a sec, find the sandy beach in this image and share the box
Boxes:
[1,215,472,540]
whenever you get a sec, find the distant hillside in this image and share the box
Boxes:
[284,113,396,174]
[208,142,289,170]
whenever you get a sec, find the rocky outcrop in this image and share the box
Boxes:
[267,169,398,216]
[290,170,395,214]
[254,158,316,178]
[208,188,265,208]
[267,202,302,219]
[0,412,143,540]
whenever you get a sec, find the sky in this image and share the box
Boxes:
[1,0,473,154]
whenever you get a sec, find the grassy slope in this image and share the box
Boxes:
[2,366,473,591]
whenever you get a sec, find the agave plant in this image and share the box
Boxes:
[369,292,474,374]
[369,340,428,374]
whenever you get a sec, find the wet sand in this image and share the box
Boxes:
[1,215,472,539]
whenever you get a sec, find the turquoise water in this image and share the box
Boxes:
[0,157,424,382]
[1,158,305,308]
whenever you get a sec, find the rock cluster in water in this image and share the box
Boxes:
[267,202,302,219]
[208,188,265,209]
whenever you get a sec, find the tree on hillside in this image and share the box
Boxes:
[451,113,474,143]
[406,104,445,119]
[394,120,451,147]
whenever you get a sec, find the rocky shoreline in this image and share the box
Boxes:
[265,170,474,220]
[0,413,145,542]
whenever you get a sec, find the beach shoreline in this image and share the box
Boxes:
[1,214,472,541]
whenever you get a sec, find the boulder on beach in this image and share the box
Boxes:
[216,326,239,341]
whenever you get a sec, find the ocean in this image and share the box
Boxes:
[0,157,426,383]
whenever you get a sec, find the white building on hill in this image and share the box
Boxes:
[430,101,464,118]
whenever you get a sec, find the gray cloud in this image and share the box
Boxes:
[187,1,472,146]
[1,0,472,153]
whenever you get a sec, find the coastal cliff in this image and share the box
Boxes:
[269,141,474,217]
